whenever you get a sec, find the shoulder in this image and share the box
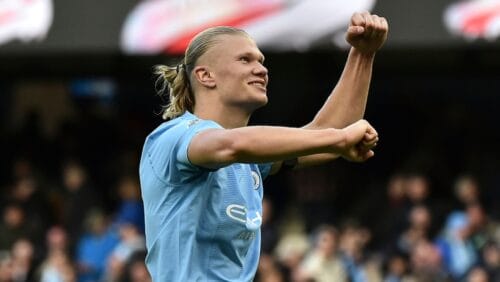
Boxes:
[158,112,221,136]
[144,113,218,146]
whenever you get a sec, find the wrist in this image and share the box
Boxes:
[328,127,348,154]
[350,47,376,61]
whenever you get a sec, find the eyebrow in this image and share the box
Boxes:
[238,51,265,63]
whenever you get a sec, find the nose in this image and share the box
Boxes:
[253,63,268,77]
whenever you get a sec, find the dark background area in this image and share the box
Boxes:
[2,46,500,223]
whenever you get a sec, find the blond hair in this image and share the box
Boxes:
[154,26,248,120]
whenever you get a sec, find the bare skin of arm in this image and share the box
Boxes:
[188,119,376,170]
[307,12,388,129]
[271,12,388,173]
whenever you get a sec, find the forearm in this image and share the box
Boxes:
[270,152,341,174]
[282,49,374,171]
[273,12,387,172]
[270,118,378,173]
[306,48,375,129]
[189,126,346,168]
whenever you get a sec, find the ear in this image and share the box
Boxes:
[193,66,216,88]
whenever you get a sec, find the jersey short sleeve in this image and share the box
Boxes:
[175,119,272,178]
[142,113,222,186]
[175,118,222,172]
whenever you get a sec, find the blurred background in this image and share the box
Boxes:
[1,0,500,281]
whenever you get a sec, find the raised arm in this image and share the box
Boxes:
[271,12,388,173]
[307,12,388,129]
[188,120,377,170]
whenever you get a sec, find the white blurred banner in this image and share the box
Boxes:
[3,0,500,55]
[120,0,376,54]
[0,0,53,45]
[444,0,500,41]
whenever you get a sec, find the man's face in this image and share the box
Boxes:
[201,34,269,111]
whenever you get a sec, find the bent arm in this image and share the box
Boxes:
[306,13,388,129]
[188,126,347,170]
[269,125,378,174]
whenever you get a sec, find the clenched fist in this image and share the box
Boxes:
[346,12,389,55]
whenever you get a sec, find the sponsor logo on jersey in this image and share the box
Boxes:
[236,231,256,240]
[226,204,262,232]
[226,204,247,224]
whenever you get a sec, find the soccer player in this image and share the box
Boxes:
[139,12,388,281]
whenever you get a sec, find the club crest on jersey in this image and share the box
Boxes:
[251,170,260,190]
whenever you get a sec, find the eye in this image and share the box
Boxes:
[239,56,250,63]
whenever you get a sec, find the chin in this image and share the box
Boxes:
[244,97,268,112]
[254,95,268,108]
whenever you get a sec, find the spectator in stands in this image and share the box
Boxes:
[9,176,51,245]
[409,239,447,281]
[38,249,76,282]
[10,238,37,282]
[373,173,408,254]
[59,161,102,248]
[0,203,30,251]
[75,209,119,282]
[0,251,13,282]
[254,254,285,282]
[454,175,481,206]
[339,221,380,282]
[118,251,151,282]
[466,267,489,282]
[274,232,310,281]
[112,175,144,233]
[382,253,412,282]
[298,225,347,282]
[436,211,477,280]
[104,221,146,282]
[481,242,500,281]
[397,205,432,254]
[37,226,76,282]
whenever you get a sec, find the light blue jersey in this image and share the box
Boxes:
[139,112,272,281]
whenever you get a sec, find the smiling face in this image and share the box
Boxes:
[199,34,269,112]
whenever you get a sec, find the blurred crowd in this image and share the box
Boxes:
[256,172,500,282]
[0,157,149,282]
[1,154,499,282]
[0,83,499,282]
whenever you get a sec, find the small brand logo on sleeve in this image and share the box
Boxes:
[187,119,200,127]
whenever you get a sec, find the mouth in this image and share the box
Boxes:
[248,80,267,92]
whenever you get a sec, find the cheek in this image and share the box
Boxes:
[216,68,239,86]
[220,73,246,90]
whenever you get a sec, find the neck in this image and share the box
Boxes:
[193,90,254,128]
[194,103,251,128]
